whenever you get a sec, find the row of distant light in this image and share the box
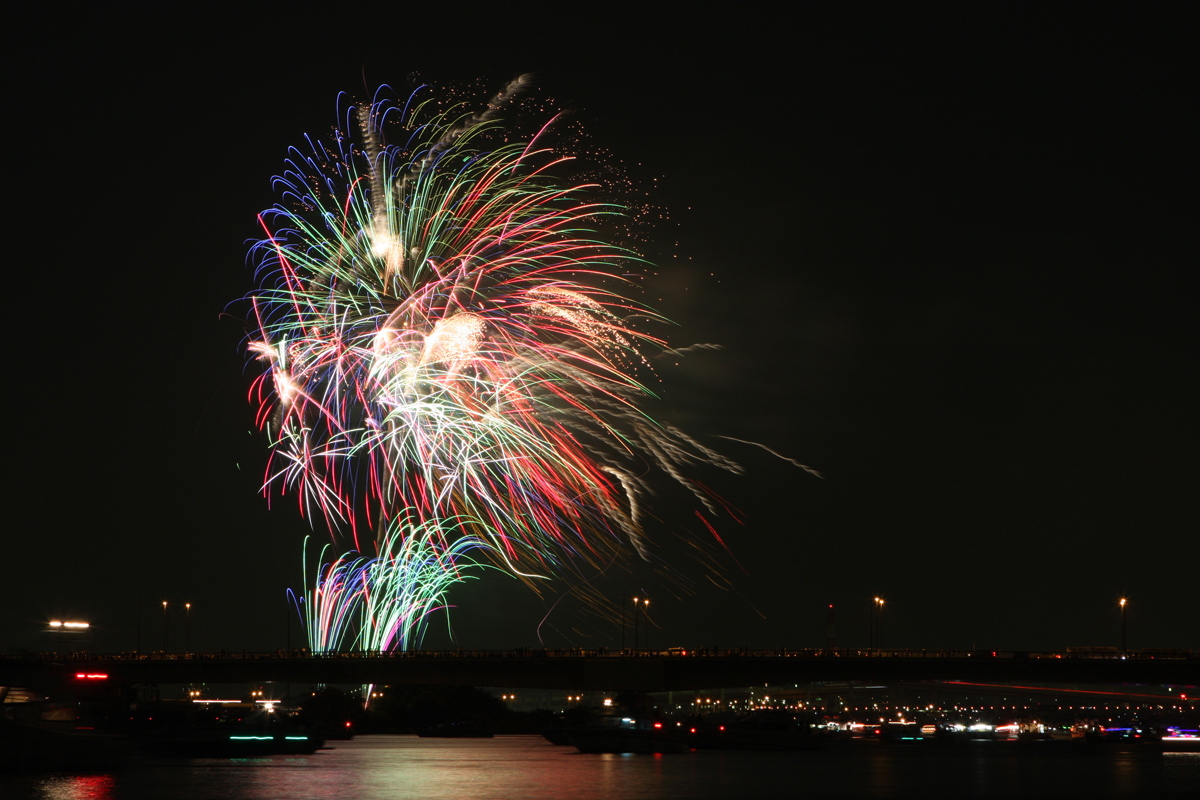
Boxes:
[49,621,90,629]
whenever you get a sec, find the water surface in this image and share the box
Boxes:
[7,735,1199,799]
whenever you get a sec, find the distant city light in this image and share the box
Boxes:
[48,620,90,629]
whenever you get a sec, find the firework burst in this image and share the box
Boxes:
[247,78,747,650]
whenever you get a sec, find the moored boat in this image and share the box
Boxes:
[564,715,690,754]
[140,729,325,757]
[689,712,824,751]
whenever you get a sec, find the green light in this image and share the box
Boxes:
[229,736,273,741]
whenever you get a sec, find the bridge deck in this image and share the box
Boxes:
[4,649,1197,692]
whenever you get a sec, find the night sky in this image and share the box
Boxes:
[8,7,1195,656]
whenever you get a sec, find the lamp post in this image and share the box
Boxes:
[643,599,651,654]
[633,597,639,653]
[185,602,192,654]
[873,597,883,652]
[162,601,169,653]
[877,598,885,651]
[871,597,885,652]
[1119,598,1127,656]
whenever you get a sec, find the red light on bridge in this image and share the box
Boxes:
[74,673,108,680]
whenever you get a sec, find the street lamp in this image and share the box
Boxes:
[873,597,883,652]
[633,597,640,653]
[185,602,192,654]
[162,601,169,653]
[1119,598,1127,656]
[643,599,651,654]
[630,597,650,653]
[872,597,885,652]
[878,598,885,651]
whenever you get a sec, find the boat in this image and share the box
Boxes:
[124,698,326,757]
[564,715,690,754]
[1,710,325,769]
[139,729,325,757]
[541,726,574,746]
[689,712,824,751]
[1159,728,1200,752]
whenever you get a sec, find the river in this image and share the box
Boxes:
[6,735,1199,799]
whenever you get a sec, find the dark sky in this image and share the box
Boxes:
[7,7,1195,656]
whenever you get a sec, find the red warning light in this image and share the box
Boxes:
[74,673,108,680]
[653,722,662,729]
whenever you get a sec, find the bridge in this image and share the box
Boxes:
[4,649,1197,693]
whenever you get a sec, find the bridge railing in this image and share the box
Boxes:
[13,647,1198,663]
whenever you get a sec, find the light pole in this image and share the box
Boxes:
[185,602,192,654]
[643,599,651,654]
[162,601,169,653]
[1119,598,1127,656]
[872,597,885,652]
[878,598,885,651]
[873,599,883,652]
[633,597,639,653]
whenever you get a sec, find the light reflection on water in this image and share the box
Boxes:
[22,774,116,800]
[8,736,1200,800]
